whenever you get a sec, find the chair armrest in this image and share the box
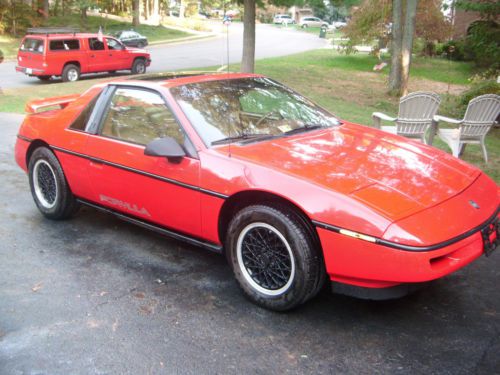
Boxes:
[372,112,396,129]
[433,115,463,125]
[372,112,397,122]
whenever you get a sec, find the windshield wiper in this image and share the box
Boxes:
[283,124,325,136]
[211,133,274,146]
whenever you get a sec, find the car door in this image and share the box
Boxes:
[105,37,130,70]
[86,37,113,72]
[84,85,202,237]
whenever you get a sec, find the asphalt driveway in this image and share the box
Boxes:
[0,113,499,374]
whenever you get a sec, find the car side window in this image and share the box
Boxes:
[101,88,185,146]
[106,38,122,50]
[69,94,100,131]
[88,38,105,51]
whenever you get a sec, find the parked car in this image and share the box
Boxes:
[114,30,149,48]
[273,14,295,25]
[16,27,151,82]
[15,73,500,311]
[299,17,329,28]
[332,20,347,29]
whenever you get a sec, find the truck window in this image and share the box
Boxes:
[88,38,105,51]
[50,39,80,51]
[20,38,44,53]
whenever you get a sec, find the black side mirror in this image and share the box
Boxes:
[144,137,185,163]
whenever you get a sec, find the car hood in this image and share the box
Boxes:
[225,123,481,221]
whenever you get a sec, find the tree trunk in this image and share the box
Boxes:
[43,0,49,18]
[152,0,159,24]
[133,0,140,26]
[388,0,403,94]
[179,0,185,18]
[144,0,149,20]
[241,0,256,73]
[400,0,418,96]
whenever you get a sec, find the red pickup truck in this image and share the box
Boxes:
[16,28,151,82]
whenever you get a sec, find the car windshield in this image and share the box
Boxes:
[170,77,340,146]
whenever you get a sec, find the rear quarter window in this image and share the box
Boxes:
[50,39,80,51]
[20,38,44,53]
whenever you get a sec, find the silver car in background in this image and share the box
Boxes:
[299,17,329,28]
[273,14,295,25]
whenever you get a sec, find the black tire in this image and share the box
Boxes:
[137,41,145,48]
[37,75,51,81]
[131,58,146,75]
[28,147,79,220]
[226,204,324,311]
[61,64,80,82]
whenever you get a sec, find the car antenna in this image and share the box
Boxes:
[223,15,231,74]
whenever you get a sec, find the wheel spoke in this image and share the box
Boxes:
[239,223,293,291]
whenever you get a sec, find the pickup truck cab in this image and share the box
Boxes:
[16,27,151,82]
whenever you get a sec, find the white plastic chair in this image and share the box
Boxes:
[435,94,500,163]
[372,91,441,144]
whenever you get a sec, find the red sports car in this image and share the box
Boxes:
[15,73,499,311]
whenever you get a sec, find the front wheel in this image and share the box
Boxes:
[28,147,79,220]
[226,204,324,311]
[131,58,146,74]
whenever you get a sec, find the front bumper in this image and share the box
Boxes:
[317,210,499,289]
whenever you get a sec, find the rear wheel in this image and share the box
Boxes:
[62,64,80,82]
[226,204,324,311]
[28,147,79,220]
[131,58,146,74]
[37,75,51,81]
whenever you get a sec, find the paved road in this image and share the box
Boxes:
[0,24,327,89]
[0,113,499,374]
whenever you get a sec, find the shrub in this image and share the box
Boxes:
[464,20,499,70]
[438,39,467,61]
[460,79,500,107]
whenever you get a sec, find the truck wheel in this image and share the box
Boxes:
[131,58,146,75]
[62,64,80,82]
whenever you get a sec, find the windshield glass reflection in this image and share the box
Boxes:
[169,78,341,146]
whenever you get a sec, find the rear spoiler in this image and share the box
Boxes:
[25,94,80,114]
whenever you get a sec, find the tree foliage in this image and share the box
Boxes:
[341,0,452,55]
[455,0,500,20]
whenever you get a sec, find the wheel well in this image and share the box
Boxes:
[63,61,81,73]
[218,190,320,249]
[134,57,146,63]
[26,140,50,167]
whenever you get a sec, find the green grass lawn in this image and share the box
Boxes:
[0,48,497,181]
[44,14,190,42]
[0,35,21,60]
[0,14,191,60]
